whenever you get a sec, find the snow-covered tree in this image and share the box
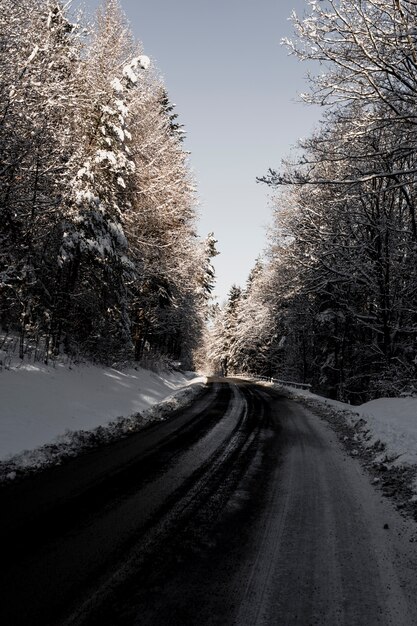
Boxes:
[228,262,276,377]
[0,0,210,369]
[0,0,83,358]
[286,0,417,125]
[260,110,417,399]
[52,0,151,360]
[126,84,204,368]
[254,0,417,400]
[208,285,243,376]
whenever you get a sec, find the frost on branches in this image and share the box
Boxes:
[0,0,210,370]
[251,1,417,402]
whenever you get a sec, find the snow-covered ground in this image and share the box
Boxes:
[0,361,206,480]
[283,388,417,465]
[275,385,417,493]
[352,397,417,467]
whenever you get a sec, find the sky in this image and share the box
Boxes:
[78,0,321,303]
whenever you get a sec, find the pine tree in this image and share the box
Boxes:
[0,0,83,359]
[127,83,202,367]
[56,0,150,360]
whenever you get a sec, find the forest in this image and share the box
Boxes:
[209,0,417,403]
[3,0,417,403]
[0,0,218,369]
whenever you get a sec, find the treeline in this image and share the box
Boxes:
[210,0,417,402]
[0,0,216,367]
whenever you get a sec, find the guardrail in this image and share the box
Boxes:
[247,375,312,390]
[272,378,312,390]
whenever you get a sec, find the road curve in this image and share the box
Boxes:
[1,379,417,625]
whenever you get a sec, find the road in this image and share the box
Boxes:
[1,378,417,625]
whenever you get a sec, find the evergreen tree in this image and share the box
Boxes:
[0,0,209,370]
[127,83,203,368]
[0,0,83,359]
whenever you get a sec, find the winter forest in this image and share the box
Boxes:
[210,0,417,403]
[0,0,217,370]
[2,0,417,405]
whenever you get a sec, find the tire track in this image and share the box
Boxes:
[62,383,264,625]
[1,382,240,626]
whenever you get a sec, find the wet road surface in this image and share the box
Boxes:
[1,379,417,625]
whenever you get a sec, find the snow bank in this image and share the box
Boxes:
[355,397,417,467]
[0,362,205,462]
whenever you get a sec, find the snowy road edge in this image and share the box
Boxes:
[0,379,207,485]
[272,384,417,522]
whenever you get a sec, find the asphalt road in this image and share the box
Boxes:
[1,379,417,625]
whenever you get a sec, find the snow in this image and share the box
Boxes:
[74,189,99,206]
[111,78,124,93]
[122,56,150,85]
[274,383,417,490]
[95,150,117,166]
[122,64,138,85]
[111,124,125,142]
[137,55,150,70]
[101,105,116,116]
[356,397,417,466]
[0,362,205,462]
[25,45,39,65]
[115,99,129,117]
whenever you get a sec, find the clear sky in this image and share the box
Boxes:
[77,0,321,303]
